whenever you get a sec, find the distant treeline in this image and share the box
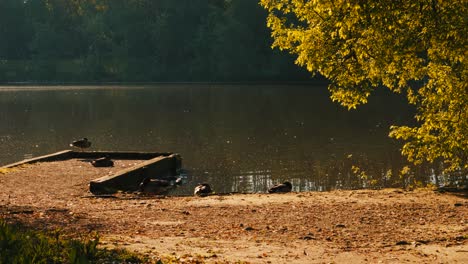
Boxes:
[0,0,311,82]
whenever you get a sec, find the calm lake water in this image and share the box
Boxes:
[0,84,450,194]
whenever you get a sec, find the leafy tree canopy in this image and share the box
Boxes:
[260,0,467,172]
[0,0,308,82]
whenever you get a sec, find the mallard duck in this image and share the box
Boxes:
[139,177,182,195]
[91,156,114,167]
[194,183,212,196]
[268,181,292,193]
[70,138,91,151]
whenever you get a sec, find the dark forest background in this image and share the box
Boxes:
[0,0,311,82]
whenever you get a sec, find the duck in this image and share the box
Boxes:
[70,138,91,151]
[91,156,114,167]
[194,183,213,196]
[139,177,182,195]
[268,181,292,193]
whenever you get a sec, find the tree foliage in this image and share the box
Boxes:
[0,0,308,82]
[260,0,467,172]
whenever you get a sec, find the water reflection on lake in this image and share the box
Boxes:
[0,84,452,194]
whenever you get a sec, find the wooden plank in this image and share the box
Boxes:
[89,154,181,195]
[71,151,174,160]
[1,150,73,168]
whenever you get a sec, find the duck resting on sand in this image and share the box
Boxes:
[268,181,292,193]
[194,183,213,196]
[139,177,182,195]
[70,138,91,151]
[91,156,114,167]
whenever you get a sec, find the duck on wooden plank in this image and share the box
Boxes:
[268,181,292,193]
[194,183,213,197]
[70,138,91,151]
[91,156,114,167]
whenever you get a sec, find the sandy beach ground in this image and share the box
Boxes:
[1,160,467,263]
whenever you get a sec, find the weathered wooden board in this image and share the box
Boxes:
[89,154,182,195]
[1,150,73,168]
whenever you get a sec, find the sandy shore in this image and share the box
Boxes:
[1,161,467,263]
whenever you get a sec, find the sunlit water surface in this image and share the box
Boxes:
[0,84,457,195]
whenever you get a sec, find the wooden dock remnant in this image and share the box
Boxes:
[89,154,181,194]
[1,150,182,195]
